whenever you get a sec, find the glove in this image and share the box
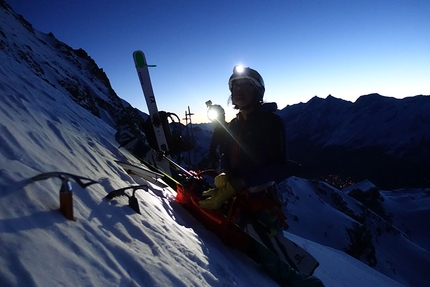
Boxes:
[214,173,229,188]
[199,181,236,210]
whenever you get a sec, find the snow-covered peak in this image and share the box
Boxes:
[342,179,378,193]
[0,1,145,133]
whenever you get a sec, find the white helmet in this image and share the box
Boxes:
[228,65,265,101]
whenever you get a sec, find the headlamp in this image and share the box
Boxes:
[207,108,219,121]
[206,101,225,122]
[234,65,245,74]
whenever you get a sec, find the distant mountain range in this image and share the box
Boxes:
[278,94,430,189]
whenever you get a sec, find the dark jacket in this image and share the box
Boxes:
[221,103,289,187]
[208,122,228,168]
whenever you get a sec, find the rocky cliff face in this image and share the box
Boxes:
[0,1,147,136]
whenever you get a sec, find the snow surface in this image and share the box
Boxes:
[1,3,430,286]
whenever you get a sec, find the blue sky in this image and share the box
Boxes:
[8,0,430,123]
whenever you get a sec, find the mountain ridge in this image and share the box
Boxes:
[278,93,430,189]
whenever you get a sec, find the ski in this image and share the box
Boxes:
[116,160,166,187]
[244,222,319,275]
[115,128,189,189]
[133,50,170,155]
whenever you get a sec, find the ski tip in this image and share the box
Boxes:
[133,50,146,67]
[133,50,156,68]
[133,50,144,56]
